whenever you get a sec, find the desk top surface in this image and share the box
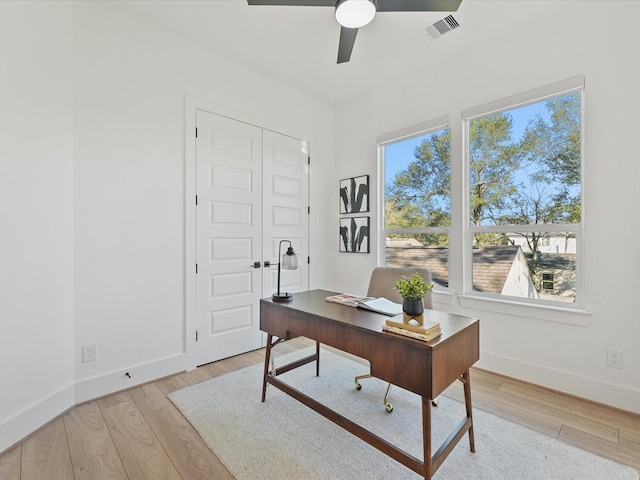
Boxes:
[261,289,478,349]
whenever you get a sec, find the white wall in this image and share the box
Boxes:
[332,1,640,412]
[72,1,335,398]
[0,1,75,451]
[0,0,335,452]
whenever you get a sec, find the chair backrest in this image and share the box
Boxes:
[366,267,434,309]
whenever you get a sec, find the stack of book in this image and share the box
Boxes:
[381,316,442,341]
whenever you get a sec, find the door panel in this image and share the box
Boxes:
[262,130,309,298]
[196,110,262,365]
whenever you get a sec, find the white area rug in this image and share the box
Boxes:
[169,347,638,480]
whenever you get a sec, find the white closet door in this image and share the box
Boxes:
[262,130,309,298]
[195,110,263,365]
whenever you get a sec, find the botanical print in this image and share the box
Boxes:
[340,175,369,214]
[339,217,369,253]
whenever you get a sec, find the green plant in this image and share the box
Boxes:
[394,273,434,301]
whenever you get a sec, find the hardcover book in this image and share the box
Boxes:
[382,323,442,342]
[325,294,403,316]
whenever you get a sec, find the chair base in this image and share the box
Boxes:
[355,373,438,412]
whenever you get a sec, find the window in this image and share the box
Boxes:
[379,119,450,288]
[377,77,585,313]
[464,79,583,306]
[541,273,555,291]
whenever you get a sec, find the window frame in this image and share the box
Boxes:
[377,116,451,290]
[461,76,586,313]
[376,77,589,323]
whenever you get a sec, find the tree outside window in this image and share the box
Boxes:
[381,83,583,307]
[467,90,582,303]
[383,127,451,288]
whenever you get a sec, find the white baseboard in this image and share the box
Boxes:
[1,353,187,455]
[74,353,187,404]
[0,383,75,454]
[478,351,640,414]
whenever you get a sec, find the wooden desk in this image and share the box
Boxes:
[260,289,479,479]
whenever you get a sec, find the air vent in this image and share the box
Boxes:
[421,15,460,40]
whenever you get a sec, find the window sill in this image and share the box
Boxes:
[433,290,455,306]
[457,294,592,326]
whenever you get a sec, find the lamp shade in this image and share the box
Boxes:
[335,0,376,29]
[282,246,298,270]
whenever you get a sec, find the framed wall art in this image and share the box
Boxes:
[339,175,369,214]
[339,216,370,253]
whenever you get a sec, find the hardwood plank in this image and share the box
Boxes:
[146,404,234,480]
[97,391,132,410]
[64,402,128,480]
[155,374,191,396]
[232,351,264,369]
[468,367,507,390]
[241,348,268,365]
[500,378,640,436]
[180,367,212,386]
[496,381,620,442]
[21,418,73,479]
[620,429,640,466]
[560,424,640,471]
[198,359,237,379]
[442,387,562,437]
[102,401,181,480]
[0,445,21,480]
[445,370,512,398]
[129,383,172,415]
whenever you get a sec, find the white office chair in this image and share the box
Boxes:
[355,266,436,413]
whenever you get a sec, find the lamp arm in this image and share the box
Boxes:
[276,240,291,297]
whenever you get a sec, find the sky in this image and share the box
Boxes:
[384,102,547,182]
[384,96,582,227]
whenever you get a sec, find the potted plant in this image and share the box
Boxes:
[394,272,435,317]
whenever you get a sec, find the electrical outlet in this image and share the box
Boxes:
[82,344,97,363]
[606,349,622,369]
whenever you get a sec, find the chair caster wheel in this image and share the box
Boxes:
[385,403,393,413]
[355,381,362,391]
[432,399,439,406]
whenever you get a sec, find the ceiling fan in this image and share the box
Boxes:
[247,0,462,64]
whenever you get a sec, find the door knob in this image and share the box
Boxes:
[252,262,261,269]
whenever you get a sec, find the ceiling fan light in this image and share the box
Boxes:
[335,0,376,29]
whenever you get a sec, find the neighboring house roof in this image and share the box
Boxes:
[385,246,449,287]
[471,246,522,294]
[386,237,424,248]
[385,245,522,294]
[536,252,576,271]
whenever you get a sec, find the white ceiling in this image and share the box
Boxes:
[110,0,568,106]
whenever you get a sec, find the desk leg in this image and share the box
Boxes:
[315,341,320,376]
[462,370,475,452]
[262,334,274,403]
[422,396,432,479]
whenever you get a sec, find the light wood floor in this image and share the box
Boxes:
[1,337,639,479]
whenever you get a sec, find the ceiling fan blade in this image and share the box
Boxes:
[376,0,462,12]
[337,27,358,64]
[247,0,334,6]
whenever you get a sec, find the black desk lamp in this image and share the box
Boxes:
[272,240,298,302]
